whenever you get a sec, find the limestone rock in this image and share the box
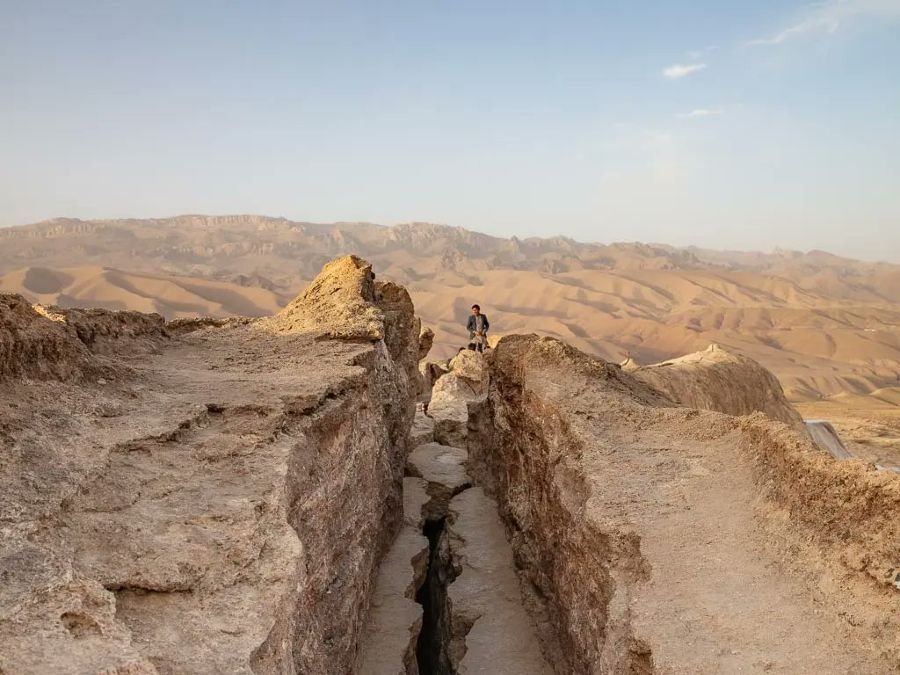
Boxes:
[631,343,806,432]
[447,349,487,394]
[427,350,490,446]
[472,334,899,673]
[0,256,421,674]
[44,305,169,355]
[418,326,435,361]
[269,255,383,339]
[417,360,448,407]
[410,407,435,447]
[1,294,96,381]
[428,373,480,447]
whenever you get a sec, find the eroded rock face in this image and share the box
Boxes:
[447,349,487,393]
[269,254,383,339]
[46,305,169,355]
[472,335,899,674]
[0,256,420,674]
[0,294,95,381]
[631,343,805,432]
[418,327,435,362]
[424,349,490,447]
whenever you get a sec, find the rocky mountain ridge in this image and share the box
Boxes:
[2,216,900,403]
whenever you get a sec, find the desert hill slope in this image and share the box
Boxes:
[2,215,900,400]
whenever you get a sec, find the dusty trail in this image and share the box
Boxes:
[598,424,877,673]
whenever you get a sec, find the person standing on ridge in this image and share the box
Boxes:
[466,304,490,352]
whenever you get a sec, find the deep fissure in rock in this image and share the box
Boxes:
[414,515,456,675]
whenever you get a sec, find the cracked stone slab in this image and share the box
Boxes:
[447,487,551,675]
[356,478,431,675]
[407,443,469,493]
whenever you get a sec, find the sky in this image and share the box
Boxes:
[2,1,899,260]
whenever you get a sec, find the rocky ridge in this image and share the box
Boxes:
[0,256,419,673]
[1,256,898,674]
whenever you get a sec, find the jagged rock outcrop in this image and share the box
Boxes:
[1,294,167,382]
[268,254,383,339]
[418,326,435,362]
[428,350,489,447]
[631,343,806,432]
[0,293,95,381]
[417,361,448,410]
[468,335,898,673]
[39,304,169,355]
[447,349,488,392]
[0,256,420,674]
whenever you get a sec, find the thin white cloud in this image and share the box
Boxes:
[677,108,725,119]
[663,63,708,79]
[688,45,718,60]
[745,0,900,46]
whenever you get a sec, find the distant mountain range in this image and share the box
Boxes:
[3,215,900,400]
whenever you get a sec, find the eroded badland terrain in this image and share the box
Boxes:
[1,220,899,673]
[3,215,900,466]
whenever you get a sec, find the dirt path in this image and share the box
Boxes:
[591,423,884,674]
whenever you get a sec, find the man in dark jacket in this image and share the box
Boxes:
[466,304,490,352]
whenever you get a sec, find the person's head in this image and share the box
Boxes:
[471,304,480,315]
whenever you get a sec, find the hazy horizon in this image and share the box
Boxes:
[7,211,900,265]
[3,1,899,261]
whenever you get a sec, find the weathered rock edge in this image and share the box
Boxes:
[0,256,421,674]
[469,334,899,673]
[738,415,900,593]
[0,293,169,381]
[631,343,806,433]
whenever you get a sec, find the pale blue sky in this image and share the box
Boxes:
[2,1,899,259]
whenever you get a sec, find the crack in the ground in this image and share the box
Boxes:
[413,483,472,675]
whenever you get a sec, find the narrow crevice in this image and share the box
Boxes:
[413,483,472,675]
[415,516,455,675]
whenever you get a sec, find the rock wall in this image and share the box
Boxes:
[739,416,900,594]
[470,335,900,673]
[0,294,96,381]
[630,343,806,432]
[468,336,666,673]
[0,293,169,382]
[0,256,420,674]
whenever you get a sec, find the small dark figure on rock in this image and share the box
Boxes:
[466,304,490,353]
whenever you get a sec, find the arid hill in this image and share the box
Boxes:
[2,215,900,403]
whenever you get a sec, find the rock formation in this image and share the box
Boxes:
[0,256,420,674]
[427,349,489,447]
[2,259,898,674]
[631,343,806,432]
[417,326,435,362]
[466,335,899,672]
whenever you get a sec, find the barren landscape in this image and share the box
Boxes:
[3,215,899,467]
[2,253,898,674]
